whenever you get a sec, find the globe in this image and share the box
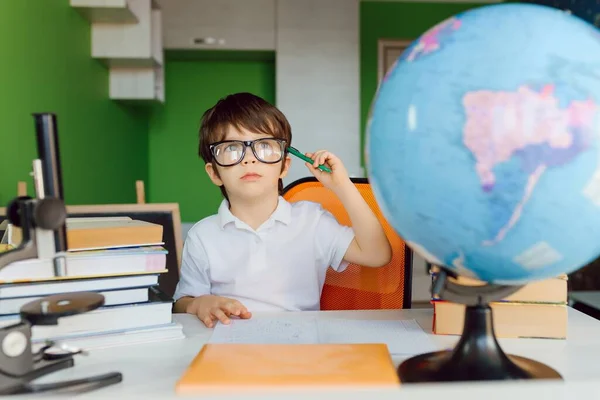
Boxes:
[367,3,600,285]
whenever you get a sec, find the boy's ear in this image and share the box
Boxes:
[280,156,291,179]
[205,163,224,186]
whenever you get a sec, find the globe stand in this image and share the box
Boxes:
[398,268,562,383]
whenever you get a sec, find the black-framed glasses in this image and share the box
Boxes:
[209,138,287,167]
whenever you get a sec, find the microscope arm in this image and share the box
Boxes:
[0,244,37,270]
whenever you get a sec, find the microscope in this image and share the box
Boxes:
[0,113,122,394]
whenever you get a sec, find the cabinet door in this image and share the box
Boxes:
[109,66,164,102]
[158,0,276,50]
[91,0,161,66]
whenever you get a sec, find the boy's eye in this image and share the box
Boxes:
[225,144,241,152]
[257,142,272,150]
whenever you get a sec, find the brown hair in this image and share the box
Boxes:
[198,92,292,199]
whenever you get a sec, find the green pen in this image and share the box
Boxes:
[287,146,332,173]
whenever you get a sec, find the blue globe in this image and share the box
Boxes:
[367,3,600,284]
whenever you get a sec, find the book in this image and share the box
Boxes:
[0,286,174,342]
[33,321,185,351]
[0,273,160,298]
[430,273,567,304]
[432,301,567,339]
[0,246,167,283]
[0,287,151,316]
[7,216,164,251]
[175,343,400,393]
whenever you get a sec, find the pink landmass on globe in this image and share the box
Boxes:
[405,17,461,62]
[464,84,596,190]
[463,84,598,245]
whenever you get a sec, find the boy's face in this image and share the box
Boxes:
[205,125,291,202]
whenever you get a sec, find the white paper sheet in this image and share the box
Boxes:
[209,317,438,355]
[316,319,438,355]
[209,317,320,345]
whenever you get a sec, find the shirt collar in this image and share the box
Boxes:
[218,196,292,230]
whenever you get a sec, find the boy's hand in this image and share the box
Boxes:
[304,150,351,192]
[186,295,252,328]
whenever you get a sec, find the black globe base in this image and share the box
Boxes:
[398,304,562,383]
[398,350,561,382]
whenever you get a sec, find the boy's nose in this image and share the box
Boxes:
[242,153,257,164]
[242,148,257,164]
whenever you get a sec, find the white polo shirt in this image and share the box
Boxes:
[173,196,355,312]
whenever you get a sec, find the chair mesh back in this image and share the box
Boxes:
[283,179,410,310]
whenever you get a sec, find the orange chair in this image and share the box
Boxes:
[283,177,412,310]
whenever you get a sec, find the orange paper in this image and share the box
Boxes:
[175,343,400,393]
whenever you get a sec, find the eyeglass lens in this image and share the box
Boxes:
[213,139,283,166]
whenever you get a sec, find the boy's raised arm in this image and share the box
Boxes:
[305,150,392,267]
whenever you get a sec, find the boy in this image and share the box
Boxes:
[173,92,392,328]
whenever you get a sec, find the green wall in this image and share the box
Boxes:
[0,0,148,207]
[360,1,487,165]
[0,0,496,217]
[148,54,276,222]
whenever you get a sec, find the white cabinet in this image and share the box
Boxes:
[157,0,276,51]
[70,0,138,23]
[91,0,162,67]
[107,7,164,102]
[109,66,164,102]
[72,0,165,102]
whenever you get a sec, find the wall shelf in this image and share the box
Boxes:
[72,0,164,102]
[91,0,162,68]
[109,65,164,103]
[70,0,138,23]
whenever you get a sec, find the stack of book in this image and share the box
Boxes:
[0,216,184,349]
[431,272,568,339]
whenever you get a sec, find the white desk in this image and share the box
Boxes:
[19,307,600,399]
